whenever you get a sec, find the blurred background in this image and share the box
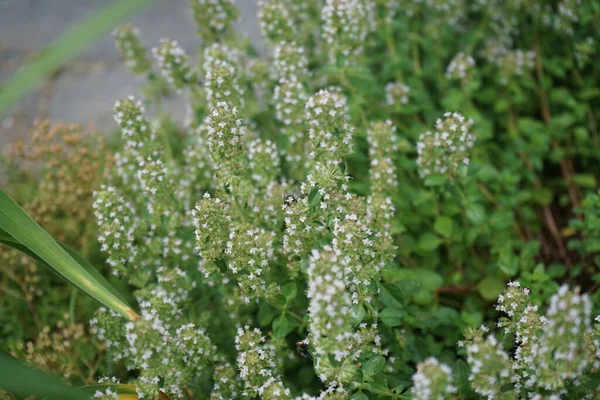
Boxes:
[0,0,263,150]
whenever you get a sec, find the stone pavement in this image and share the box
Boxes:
[0,0,263,151]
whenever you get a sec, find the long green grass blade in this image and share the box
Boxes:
[0,190,139,321]
[0,351,88,400]
[0,227,129,305]
[0,0,154,115]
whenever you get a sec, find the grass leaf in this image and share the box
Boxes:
[0,0,154,115]
[0,189,139,321]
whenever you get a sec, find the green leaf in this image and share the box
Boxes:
[380,307,404,327]
[362,355,386,378]
[353,303,366,326]
[418,233,442,251]
[273,313,295,338]
[424,174,448,186]
[379,284,405,309]
[574,174,597,188]
[434,216,453,238]
[0,351,87,400]
[477,276,505,301]
[0,190,138,321]
[282,282,297,301]
[0,0,154,115]
[466,203,486,225]
[349,393,368,400]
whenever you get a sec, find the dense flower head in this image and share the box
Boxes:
[411,357,457,400]
[93,185,140,275]
[192,193,232,276]
[368,120,399,198]
[446,51,476,80]
[113,96,173,217]
[274,75,308,128]
[306,87,354,161]
[321,0,377,64]
[463,328,517,399]
[416,111,475,178]
[483,40,536,83]
[307,247,354,365]
[385,81,410,106]
[113,96,153,142]
[532,285,592,391]
[202,44,245,110]
[235,326,291,399]
[258,0,297,44]
[544,0,581,35]
[463,282,599,398]
[247,138,281,186]
[210,362,241,399]
[152,39,196,92]
[189,0,238,43]
[204,101,249,185]
[273,41,309,81]
[112,23,152,76]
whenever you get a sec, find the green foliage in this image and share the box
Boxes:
[2,0,600,399]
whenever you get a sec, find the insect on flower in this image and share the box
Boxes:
[296,340,312,360]
[283,187,302,206]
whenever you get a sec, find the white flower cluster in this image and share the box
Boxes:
[248,138,280,186]
[189,0,238,42]
[483,40,536,83]
[204,101,249,184]
[113,96,172,217]
[385,81,410,106]
[416,111,475,178]
[112,23,151,76]
[306,247,354,378]
[202,44,245,110]
[258,0,297,44]
[306,87,354,161]
[273,41,309,82]
[235,326,292,399]
[152,39,196,92]
[446,51,476,80]
[93,185,140,275]
[464,282,598,399]
[321,0,377,64]
[411,357,457,400]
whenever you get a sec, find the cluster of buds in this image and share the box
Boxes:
[113,97,172,217]
[93,185,140,276]
[462,326,518,399]
[202,44,245,110]
[446,52,476,80]
[235,326,291,399]
[247,138,281,186]
[272,41,311,177]
[545,0,581,35]
[321,0,377,64]
[462,282,598,398]
[306,87,354,161]
[532,285,592,391]
[385,81,410,107]
[152,39,196,92]
[416,111,475,178]
[273,42,309,82]
[113,23,152,76]
[189,0,238,43]
[258,0,297,45]
[483,40,536,83]
[411,357,457,400]
[306,247,355,383]
[204,101,249,187]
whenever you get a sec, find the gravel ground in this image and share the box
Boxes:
[0,0,263,151]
